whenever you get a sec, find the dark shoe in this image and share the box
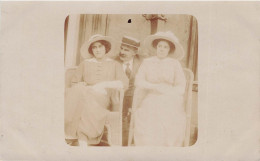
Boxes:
[90,127,110,146]
[65,139,79,146]
[90,141,110,146]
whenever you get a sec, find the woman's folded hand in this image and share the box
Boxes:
[106,80,124,89]
[71,82,86,87]
[155,83,175,94]
[92,83,107,95]
[92,80,123,93]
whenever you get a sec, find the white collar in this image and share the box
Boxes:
[122,58,134,71]
[85,57,113,63]
[152,56,173,62]
[122,58,134,66]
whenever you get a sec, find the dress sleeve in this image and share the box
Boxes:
[115,61,129,90]
[71,61,84,83]
[173,60,186,95]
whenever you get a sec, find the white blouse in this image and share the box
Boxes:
[135,56,186,95]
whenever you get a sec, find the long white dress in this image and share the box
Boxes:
[65,58,128,145]
[133,56,186,146]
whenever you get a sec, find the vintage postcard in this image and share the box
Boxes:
[0,1,259,161]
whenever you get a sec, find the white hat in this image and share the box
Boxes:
[144,31,185,60]
[80,34,114,59]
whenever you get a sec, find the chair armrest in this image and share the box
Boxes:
[105,88,124,146]
[65,66,78,88]
[183,68,194,147]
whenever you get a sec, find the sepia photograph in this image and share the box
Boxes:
[0,1,259,160]
[64,14,198,147]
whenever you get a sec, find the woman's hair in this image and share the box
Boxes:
[152,39,175,53]
[88,40,111,55]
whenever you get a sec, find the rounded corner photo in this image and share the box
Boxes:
[64,14,198,147]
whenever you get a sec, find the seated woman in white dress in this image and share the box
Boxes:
[133,31,186,146]
[65,34,128,146]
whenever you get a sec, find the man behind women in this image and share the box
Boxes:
[115,36,143,146]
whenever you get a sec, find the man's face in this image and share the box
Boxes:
[119,45,136,62]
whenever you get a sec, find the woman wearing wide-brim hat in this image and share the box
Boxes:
[132,31,187,146]
[65,34,129,146]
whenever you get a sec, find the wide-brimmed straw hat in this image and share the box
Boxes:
[80,34,114,59]
[144,31,185,60]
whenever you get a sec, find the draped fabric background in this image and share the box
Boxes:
[64,14,198,145]
[65,14,198,81]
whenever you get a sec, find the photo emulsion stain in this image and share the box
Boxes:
[64,14,198,147]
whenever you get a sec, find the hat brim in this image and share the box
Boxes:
[144,34,185,60]
[80,36,115,59]
[121,42,139,50]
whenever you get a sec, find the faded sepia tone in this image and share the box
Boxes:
[64,14,198,147]
[0,1,259,160]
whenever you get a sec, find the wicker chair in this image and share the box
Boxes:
[65,67,124,146]
[128,68,194,146]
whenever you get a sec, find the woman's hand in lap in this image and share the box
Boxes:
[71,82,86,87]
[107,80,124,89]
[92,82,107,95]
[99,80,123,89]
[155,83,174,94]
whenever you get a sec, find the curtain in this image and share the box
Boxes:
[187,16,198,82]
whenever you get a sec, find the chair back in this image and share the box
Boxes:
[183,68,194,146]
[65,67,77,88]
